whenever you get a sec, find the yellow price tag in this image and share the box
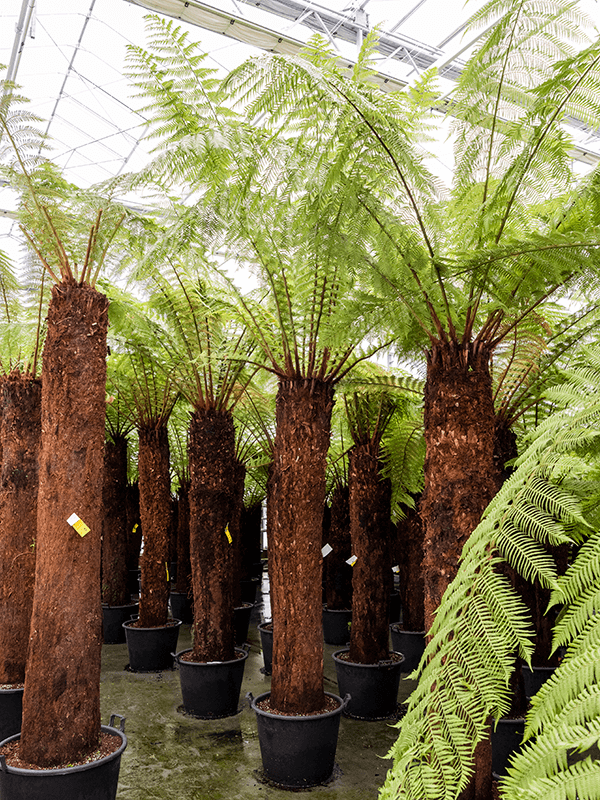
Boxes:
[225,524,232,544]
[67,513,90,537]
[133,523,139,533]
[165,562,170,582]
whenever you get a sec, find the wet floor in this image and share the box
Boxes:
[100,581,416,800]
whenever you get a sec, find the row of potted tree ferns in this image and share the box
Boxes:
[2,0,600,795]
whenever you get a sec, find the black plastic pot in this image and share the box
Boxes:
[322,606,352,646]
[0,715,127,800]
[175,646,249,719]
[169,592,193,625]
[249,691,350,788]
[127,569,140,598]
[233,603,254,646]
[102,603,139,644]
[0,686,23,742]
[123,618,181,672]
[389,590,401,623]
[258,622,273,675]
[389,625,426,673]
[491,717,525,777]
[332,649,404,719]
[521,665,556,699]
[240,577,260,604]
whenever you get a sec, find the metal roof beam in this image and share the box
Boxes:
[4,0,37,87]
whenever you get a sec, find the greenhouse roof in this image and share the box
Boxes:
[1,0,600,245]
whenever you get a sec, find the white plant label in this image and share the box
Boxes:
[346,555,357,567]
[321,543,333,557]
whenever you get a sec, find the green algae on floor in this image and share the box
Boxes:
[100,615,415,799]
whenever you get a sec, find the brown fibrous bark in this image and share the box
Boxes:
[324,484,352,611]
[269,378,333,714]
[137,425,171,628]
[189,409,239,663]
[421,342,498,632]
[348,443,392,664]
[0,373,41,684]
[101,435,129,606]
[20,283,108,767]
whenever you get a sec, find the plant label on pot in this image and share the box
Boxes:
[322,543,333,557]
[67,513,90,537]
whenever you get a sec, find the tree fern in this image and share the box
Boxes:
[378,341,600,799]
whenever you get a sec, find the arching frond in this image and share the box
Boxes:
[380,342,600,799]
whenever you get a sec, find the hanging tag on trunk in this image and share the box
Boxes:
[322,543,333,557]
[67,513,90,537]
[225,524,232,544]
[346,555,357,567]
[392,564,400,573]
[132,523,138,533]
[165,562,170,582]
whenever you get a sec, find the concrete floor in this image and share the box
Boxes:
[100,583,416,800]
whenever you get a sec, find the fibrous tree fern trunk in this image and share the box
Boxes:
[348,443,392,663]
[20,283,108,767]
[396,499,425,632]
[101,434,129,606]
[240,501,263,582]
[189,409,238,662]
[0,372,41,684]
[137,425,171,628]
[421,341,499,631]
[173,481,191,597]
[269,378,333,714]
[126,481,142,571]
[324,484,352,611]
[231,459,246,609]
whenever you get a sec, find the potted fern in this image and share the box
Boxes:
[332,386,424,720]
[0,98,127,796]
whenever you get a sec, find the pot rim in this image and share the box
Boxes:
[0,686,24,695]
[0,724,127,777]
[174,647,248,666]
[249,691,348,720]
[102,602,139,610]
[389,624,426,635]
[332,648,405,668]
[322,605,352,613]
[122,618,182,632]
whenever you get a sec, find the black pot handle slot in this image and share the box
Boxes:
[109,713,126,732]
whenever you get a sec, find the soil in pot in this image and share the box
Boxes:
[332,649,404,720]
[123,619,181,672]
[249,691,349,788]
[0,717,127,800]
[175,647,248,719]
